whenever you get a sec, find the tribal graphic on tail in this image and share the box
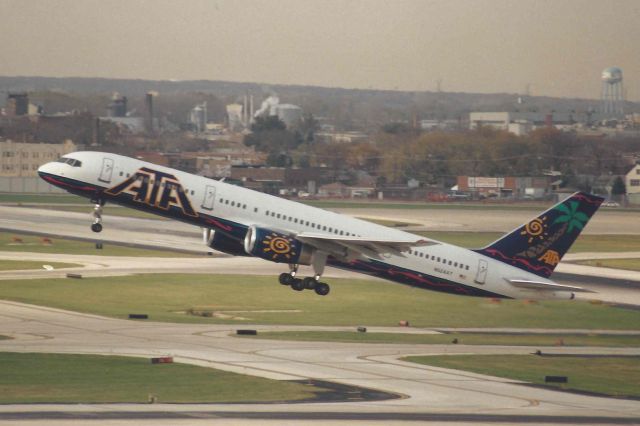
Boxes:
[475,192,604,278]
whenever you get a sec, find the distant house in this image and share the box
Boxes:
[625,163,640,204]
[318,182,349,198]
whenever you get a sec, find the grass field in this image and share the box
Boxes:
[239,331,640,347]
[0,352,322,403]
[0,260,80,271]
[575,258,640,272]
[0,231,194,257]
[404,354,640,399]
[0,274,638,329]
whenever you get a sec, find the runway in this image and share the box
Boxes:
[1,300,639,425]
[1,204,639,424]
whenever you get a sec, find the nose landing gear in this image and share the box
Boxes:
[90,195,105,233]
[91,203,103,233]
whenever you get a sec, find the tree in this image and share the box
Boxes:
[251,115,286,132]
[611,176,626,195]
[297,113,319,143]
[244,115,301,158]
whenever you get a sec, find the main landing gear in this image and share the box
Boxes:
[278,261,330,296]
[90,195,105,233]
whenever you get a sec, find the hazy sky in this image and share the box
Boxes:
[1,0,639,100]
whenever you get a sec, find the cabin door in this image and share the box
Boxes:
[474,259,488,284]
[98,157,114,183]
[201,185,216,210]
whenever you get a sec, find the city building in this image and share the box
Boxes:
[469,112,584,135]
[5,93,29,116]
[272,104,303,128]
[456,176,551,199]
[0,139,77,177]
[107,94,128,117]
[314,131,369,144]
[231,165,326,195]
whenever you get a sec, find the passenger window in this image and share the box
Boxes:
[254,207,258,213]
[277,214,281,219]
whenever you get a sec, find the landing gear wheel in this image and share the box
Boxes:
[291,278,305,291]
[279,273,293,285]
[302,277,317,290]
[314,282,330,296]
[91,223,103,233]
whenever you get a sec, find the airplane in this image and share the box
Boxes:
[38,152,604,300]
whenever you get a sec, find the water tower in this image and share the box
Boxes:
[601,67,624,117]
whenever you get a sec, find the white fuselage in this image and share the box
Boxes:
[38,151,572,300]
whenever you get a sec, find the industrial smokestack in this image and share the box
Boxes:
[250,95,254,124]
[145,92,155,134]
[243,95,248,127]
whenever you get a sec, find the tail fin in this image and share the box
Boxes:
[474,192,604,278]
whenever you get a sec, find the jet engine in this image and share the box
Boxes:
[203,228,248,257]
[243,225,313,264]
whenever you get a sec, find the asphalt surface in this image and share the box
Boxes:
[1,301,639,425]
[0,204,639,425]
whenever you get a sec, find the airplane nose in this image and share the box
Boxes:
[38,162,59,177]
[37,162,53,176]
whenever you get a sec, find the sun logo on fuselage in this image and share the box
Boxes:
[105,167,198,218]
[262,233,297,261]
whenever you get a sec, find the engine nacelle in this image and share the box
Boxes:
[243,225,313,265]
[203,228,249,257]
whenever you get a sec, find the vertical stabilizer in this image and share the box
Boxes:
[474,192,603,278]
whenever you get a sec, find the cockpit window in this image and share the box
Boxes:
[56,157,82,167]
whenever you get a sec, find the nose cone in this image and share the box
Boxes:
[37,162,55,177]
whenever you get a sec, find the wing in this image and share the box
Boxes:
[506,278,595,293]
[295,232,438,260]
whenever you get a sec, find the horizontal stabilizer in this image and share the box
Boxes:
[506,278,594,293]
